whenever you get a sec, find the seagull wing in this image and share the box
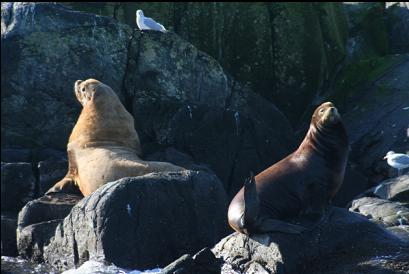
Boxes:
[391,154,409,165]
[143,17,166,32]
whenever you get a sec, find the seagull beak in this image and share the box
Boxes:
[383,156,387,160]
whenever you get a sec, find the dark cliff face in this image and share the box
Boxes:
[62,2,350,125]
[1,2,296,199]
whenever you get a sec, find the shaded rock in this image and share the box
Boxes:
[34,148,67,162]
[161,254,194,274]
[1,212,17,256]
[17,220,62,262]
[340,57,409,183]
[333,163,369,207]
[37,159,68,196]
[386,3,409,54]
[213,207,409,274]
[1,256,56,274]
[16,193,83,261]
[126,31,296,197]
[65,3,349,125]
[387,225,409,242]
[1,162,35,212]
[17,193,83,230]
[367,174,409,202]
[161,248,221,274]
[349,196,409,228]
[344,3,390,58]
[44,171,228,271]
[1,2,131,149]
[1,149,31,162]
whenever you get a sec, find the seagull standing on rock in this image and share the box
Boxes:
[136,10,166,33]
[383,151,409,176]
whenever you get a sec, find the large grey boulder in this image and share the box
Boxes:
[213,207,409,274]
[350,197,409,227]
[349,175,409,242]
[1,2,131,149]
[369,174,409,202]
[44,171,228,271]
[357,174,409,202]
[16,193,83,261]
[125,29,296,197]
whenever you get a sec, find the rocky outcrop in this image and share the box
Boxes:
[1,162,36,212]
[339,57,409,183]
[16,193,83,261]
[213,207,409,274]
[1,2,296,198]
[161,248,221,274]
[1,2,131,150]
[350,174,409,242]
[43,171,228,271]
[64,3,350,124]
[37,159,68,196]
[1,213,18,256]
[359,174,409,201]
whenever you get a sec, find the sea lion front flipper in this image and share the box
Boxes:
[46,177,81,195]
[253,217,306,234]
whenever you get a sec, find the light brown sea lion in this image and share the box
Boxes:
[47,79,185,196]
[228,102,349,234]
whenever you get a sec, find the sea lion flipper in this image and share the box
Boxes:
[228,172,260,234]
[255,217,306,234]
[46,177,81,195]
[243,171,259,225]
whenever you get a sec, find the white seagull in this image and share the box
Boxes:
[383,151,409,176]
[136,10,166,33]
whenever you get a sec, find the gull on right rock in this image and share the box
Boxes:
[136,10,166,32]
[383,151,409,176]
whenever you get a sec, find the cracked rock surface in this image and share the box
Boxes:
[43,171,228,271]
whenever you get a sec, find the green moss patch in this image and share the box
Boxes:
[331,55,403,107]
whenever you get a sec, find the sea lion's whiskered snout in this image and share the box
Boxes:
[74,79,103,106]
[320,104,341,125]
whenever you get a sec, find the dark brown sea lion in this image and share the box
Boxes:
[228,102,349,234]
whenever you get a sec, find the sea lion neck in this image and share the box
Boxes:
[298,122,347,157]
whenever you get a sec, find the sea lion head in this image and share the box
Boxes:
[74,79,115,107]
[312,102,342,128]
